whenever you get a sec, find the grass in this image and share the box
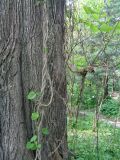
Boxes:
[67,113,120,160]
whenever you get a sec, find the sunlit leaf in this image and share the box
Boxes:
[92,14,99,20]
[79,18,86,23]
[42,128,49,135]
[31,112,40,121]
[90,24,99,32]
[26,142,37,150]
[83,5,97,15]
[115,22,120,30]
[30,135,37,142]
[100,23,113,32]
[27,91,37,100]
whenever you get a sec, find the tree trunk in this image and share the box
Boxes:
[0,0,67,159]
[103,75,109,99]
[38,0,68,160]
[0,0,42,159]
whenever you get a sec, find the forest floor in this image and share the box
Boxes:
[79,110,120,128]
[68,111,120,160]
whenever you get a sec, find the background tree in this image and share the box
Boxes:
[66,1,120,160]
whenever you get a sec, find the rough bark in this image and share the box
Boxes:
[0,0,42,159]
[39,0,68,160]
[0,0,67,159]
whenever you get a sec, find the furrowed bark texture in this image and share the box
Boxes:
[0,0,67,159]
[39,0,68,160]
[0,0,42,159]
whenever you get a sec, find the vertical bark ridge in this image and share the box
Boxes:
[39,0,68,160]
[0,0,42,159]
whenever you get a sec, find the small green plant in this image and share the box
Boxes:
[100,98,119,117]
[27,91,37,100]
[68,114,120,160]
[26,90,41,151]
[31,112,40,121]
[26,111,41,151]
[27,90,40,100]
[26,135,41,151]
[42,128,49,135]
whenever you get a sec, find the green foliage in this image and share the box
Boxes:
[31,112,40,121]
[26,135,41,151]
[115,22,120,31]
[70,54,87,69]
[42,128,49,135]
[71,2,120,34]
[83,5,98,15]
[83,92,96,109]
[26,112,41,150]
[26,91,41,151]
[67,77,97,109]
[100,98,120,116]
[27,91,37,100]
[82,80,97,109]
[67,81,79,106]
[27,90,41,102]
[67,1,120,159]
[68,114,120,160]
[30,135,37,142]
[100,23,113,32]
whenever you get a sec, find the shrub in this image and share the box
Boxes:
[100,98,119,117]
